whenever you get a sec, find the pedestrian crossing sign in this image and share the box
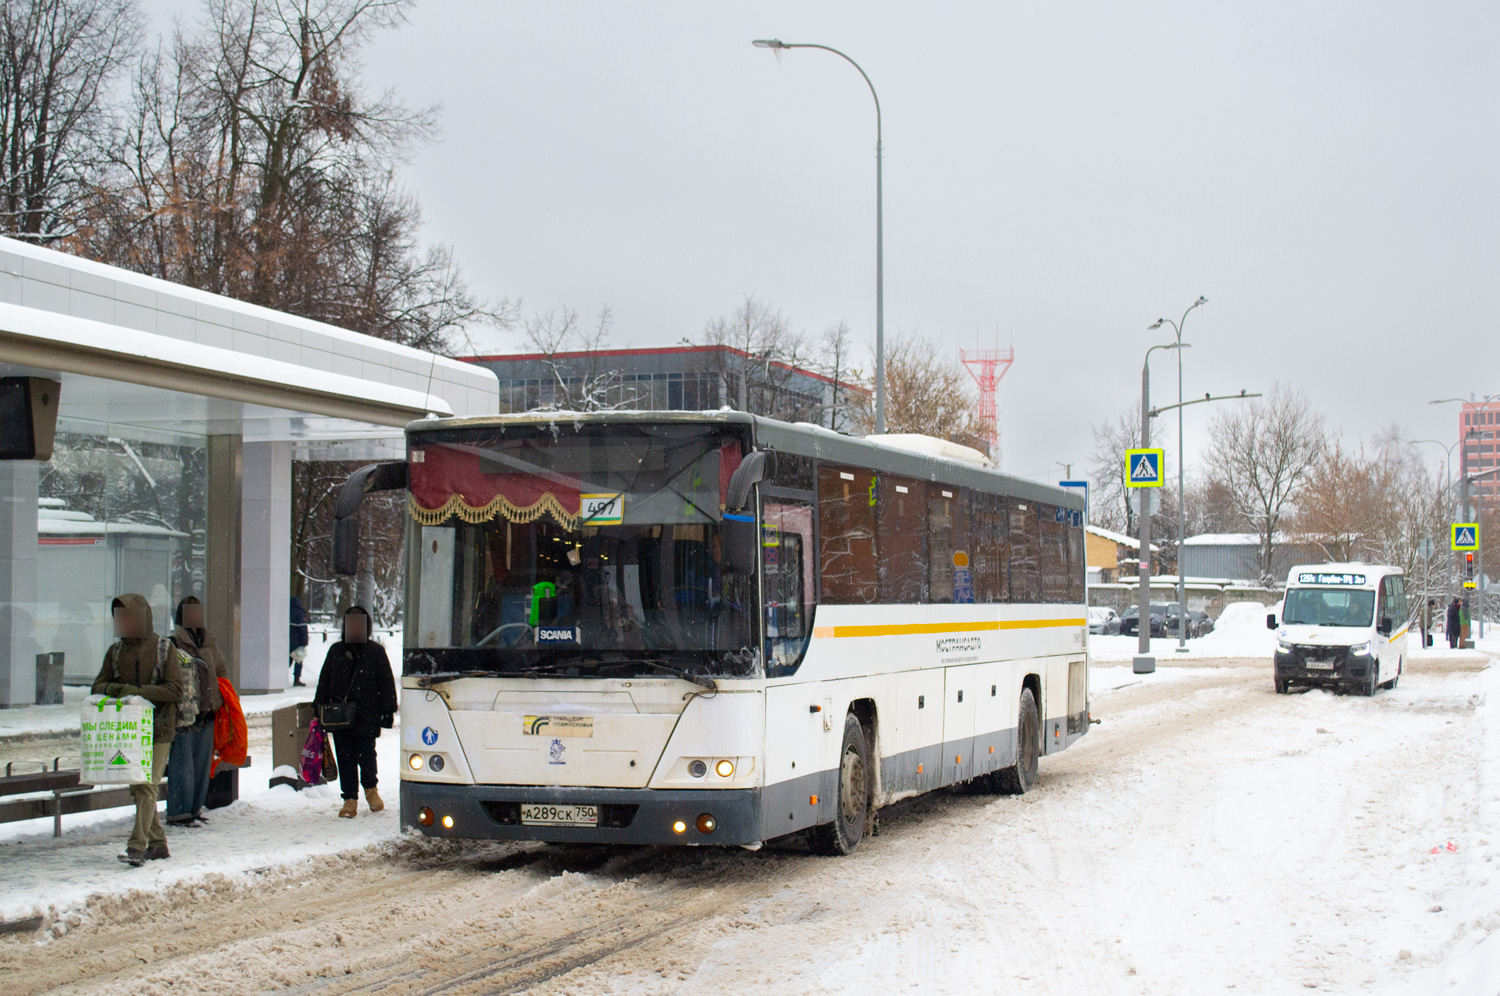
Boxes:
[1451,523,1479,551]
[1124,448,1165,488]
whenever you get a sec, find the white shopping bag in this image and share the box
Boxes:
[81,695,155,784]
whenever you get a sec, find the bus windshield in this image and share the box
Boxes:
[403,422,758,677]
[1282,588,1375,628]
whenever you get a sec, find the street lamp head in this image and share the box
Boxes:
[1148,319,1165,330]
[1194,296,1207,306]
[752,38,788,49]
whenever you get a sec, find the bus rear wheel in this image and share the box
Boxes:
[996,689,1040,795]
[809,713,871,856]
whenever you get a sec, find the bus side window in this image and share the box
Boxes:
[817,465,879,604]
[970,493,1008,603]
[1009,503,1040,602]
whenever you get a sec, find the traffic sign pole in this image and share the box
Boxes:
[1134,362,1155,673]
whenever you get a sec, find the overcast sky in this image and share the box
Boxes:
[147,2,1499,485]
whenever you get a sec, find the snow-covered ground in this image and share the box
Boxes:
[0,627,405,920]
[2,646,1498,995]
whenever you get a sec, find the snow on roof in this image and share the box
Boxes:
[863,433,992,468]
[1086,524,1160,552]
[0,299,454,420]
[1183,533,1263,547]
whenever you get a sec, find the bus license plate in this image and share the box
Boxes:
[1306,659,1335,670]
[521,804,598,827]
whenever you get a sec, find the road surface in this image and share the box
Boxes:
[1,655,1493,995]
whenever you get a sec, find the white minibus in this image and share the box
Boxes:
[1266,564,1410,695]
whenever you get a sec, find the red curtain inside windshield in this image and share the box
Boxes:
[408,441,741,529]
[408,443,583,528]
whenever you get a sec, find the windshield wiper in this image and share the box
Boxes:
[581,656,719,692]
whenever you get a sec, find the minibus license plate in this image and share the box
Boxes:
[1306,659,1335,670]
[521,804,598,827]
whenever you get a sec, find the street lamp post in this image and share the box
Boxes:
[753,38,886,433]
[1134,341,1184,674]
[1149,296,1207,653]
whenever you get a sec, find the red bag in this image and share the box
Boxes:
[211,677,249,777]
[301,719,327,784]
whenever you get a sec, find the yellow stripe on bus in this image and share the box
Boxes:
[812,618,1086,639]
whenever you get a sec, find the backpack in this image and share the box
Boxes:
[107,637,198,728]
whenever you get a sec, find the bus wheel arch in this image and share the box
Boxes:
[996,685,1041,795]
[809,711,873,856]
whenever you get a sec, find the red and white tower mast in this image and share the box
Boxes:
[959,346,1014,462]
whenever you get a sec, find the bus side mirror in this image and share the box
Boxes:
[332,461,409,576]
[723,513,758,575]
[1379,617,1393,635]
[1265,613,1277,630]
[725,451,767,512]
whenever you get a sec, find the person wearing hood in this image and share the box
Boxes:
[166,596,232,827]
[92,594,185,866]
[313,606,398,818]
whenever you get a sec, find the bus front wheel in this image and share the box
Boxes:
[809,713,871,856]
[995,689,1040,795]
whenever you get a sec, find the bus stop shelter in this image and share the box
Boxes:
[0,237,497,705]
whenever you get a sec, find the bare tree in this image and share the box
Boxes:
[521,305,636,412]
[701,294,825,421]
[1204,383,1326,582]
[71,0,510,352]
[857,334,991,455]
[1088,404,1142,534]
[813,318,863,434]
[0,0,142,241]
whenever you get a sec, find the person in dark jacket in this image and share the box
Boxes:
[92,594,185,866]
[166,596,232,827]
[289,595,311,687]
[1447,598,1463,649]
[314,606,398,818]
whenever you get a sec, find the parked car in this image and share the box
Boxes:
[1119,603,1171,638]
[1088,606,1121,635]
[1189,610,1214,637]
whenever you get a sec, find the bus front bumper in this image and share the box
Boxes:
[400,782,761,846]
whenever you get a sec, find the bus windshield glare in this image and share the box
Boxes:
[404,422,758,677]
[1282,588,1375,628]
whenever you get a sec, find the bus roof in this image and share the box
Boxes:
[407,410,1085,511]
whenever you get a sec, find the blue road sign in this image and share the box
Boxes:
[1452,523,1479,551]
[1124,448,1165,488]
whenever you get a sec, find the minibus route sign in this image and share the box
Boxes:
[1296,572,1368,586]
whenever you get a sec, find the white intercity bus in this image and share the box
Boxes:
[333,411,1090,854]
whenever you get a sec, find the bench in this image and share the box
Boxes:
[0,757,251,838]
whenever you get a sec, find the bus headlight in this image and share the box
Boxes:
[715,759,735,778]
[441,814,454,829]
[1349,641,1371,657]
[696,813,717,834]
[687,760,707,778]
[428,754,445,773]
[417,807,434,826]
[672,819,687,834]
[408,753,424,770]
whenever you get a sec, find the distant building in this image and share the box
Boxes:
[460,344,864,429]
[1460,399,1500,508]
[1180,533,1327,583]
[1085,524,1157,584]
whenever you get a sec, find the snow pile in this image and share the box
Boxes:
[1191,600,1278,658]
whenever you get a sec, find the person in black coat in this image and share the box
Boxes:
[1447,598,1463,649]
[314,606,398,818]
